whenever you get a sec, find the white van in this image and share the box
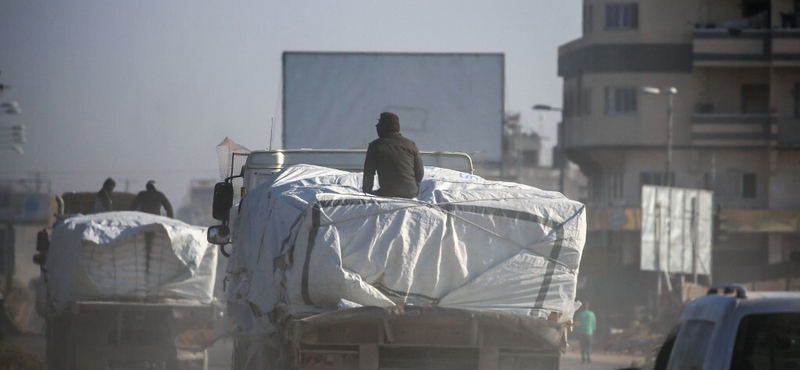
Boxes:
[646,284,800,370]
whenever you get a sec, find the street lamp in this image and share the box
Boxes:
[532,104,565,193]
[532,104,562,112]
[640,87,677,186]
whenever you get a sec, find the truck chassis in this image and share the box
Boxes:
[46,301,213,370]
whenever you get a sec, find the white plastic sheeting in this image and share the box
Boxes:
[45,212,217,314]
[227,165,586,334]
[640,185,713,275]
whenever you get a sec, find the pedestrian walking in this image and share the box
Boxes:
[574,301,597,364]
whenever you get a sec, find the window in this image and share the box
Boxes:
[704,172,757,198]
[605,87,638,114]
[608,173,624,199]
[653,326,679,370]
[583,4,593,34]
[741,84,769,114]
[589,175,602,202]
[731,313,800,370]
[564,89,576,118]
[640,172,673,187]
[521,150,539,167]
[582,88,592,116]
[742,173,756,198]
[666,320,715,370]
[606,3,638,30]
[790,250,800,262]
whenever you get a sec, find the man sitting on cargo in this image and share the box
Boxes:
[363,112,424,198]
[130,180,174,218]
[94,177,116,213]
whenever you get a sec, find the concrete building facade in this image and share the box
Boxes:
[558,0,800,329]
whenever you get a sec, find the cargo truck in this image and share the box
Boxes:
[208,149,586,370]
[34,193,218,370]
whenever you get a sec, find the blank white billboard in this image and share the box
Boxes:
[641,186,713,276]
[283,52,504,162]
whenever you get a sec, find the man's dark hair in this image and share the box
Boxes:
[376,112,400,136]
[102,178,116,191]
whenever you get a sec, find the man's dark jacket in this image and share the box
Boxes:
[363,132,424,198]
[130,189,174,218]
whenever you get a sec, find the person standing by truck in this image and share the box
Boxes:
[129,180,174,218]
[362,112,424,198]
[93,177,116,213]
[574,301,597,364]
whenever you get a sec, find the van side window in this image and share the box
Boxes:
[731,313,800,370]
[666,320,715,370]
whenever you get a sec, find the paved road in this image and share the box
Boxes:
[560,341,647,370]
[207,338,233,370]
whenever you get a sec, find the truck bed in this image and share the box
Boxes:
[47,300,214,370]
[237,305,564,370]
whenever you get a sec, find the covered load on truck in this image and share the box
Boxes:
[225,164,586,365]
[43,211,217,313]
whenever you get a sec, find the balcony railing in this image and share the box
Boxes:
[692,29,800,67]
[691,113,776,147]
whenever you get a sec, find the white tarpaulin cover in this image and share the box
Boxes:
[45,212,217,314]
[227,165,586,334]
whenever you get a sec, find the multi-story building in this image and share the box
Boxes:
[558,0,800,328]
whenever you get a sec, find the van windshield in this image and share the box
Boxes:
[731,313,800,370]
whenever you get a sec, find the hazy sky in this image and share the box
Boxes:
[0,1,581,208]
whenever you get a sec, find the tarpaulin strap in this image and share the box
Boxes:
[534,205,584,309]
[301,203,323,306]
[301,197,580,306]
[534,227,563,309]
[436,202,574,271]
[373,283,439,304]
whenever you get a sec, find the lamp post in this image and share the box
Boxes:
[532,104,565,193]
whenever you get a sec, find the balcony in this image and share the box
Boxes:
[691,113,776,147]
[692,29,800,67]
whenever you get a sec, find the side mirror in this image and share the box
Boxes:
[212,182,234,221]
[36,229,49,252]
[34,229,50,266]
[207,225,231,245]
